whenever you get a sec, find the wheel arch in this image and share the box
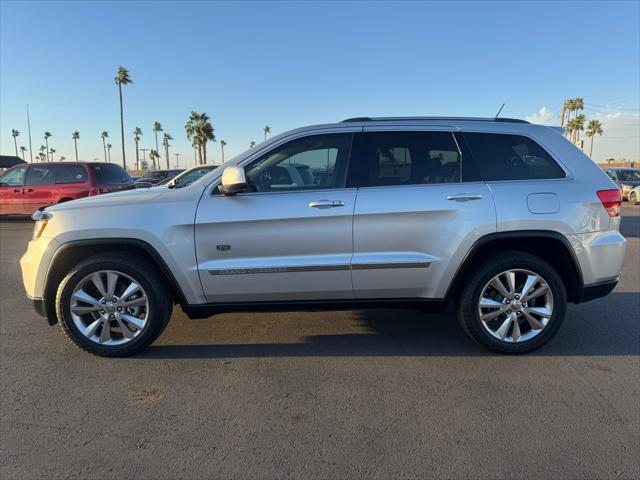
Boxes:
[446,231,584,304]
[42,238,188,325]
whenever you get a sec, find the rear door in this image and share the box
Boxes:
[351,129,496,299]
[0,165,27,214]
[54,163,91,200]
[23,164,58,213]
[195,132,357,302]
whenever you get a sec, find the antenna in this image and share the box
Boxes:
[494,103,505,119]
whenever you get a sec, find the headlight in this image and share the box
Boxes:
[31,210,52,239]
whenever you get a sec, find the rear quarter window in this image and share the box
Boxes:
[463,133,565,181]
[91,164,132,185]
[56,164,88,184]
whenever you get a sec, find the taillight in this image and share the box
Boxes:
[88,188,100,196]
[597,189,622,217]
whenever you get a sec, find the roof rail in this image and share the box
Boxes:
[340,116,529,124]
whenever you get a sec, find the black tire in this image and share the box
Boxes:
[457,251,566,354]
[630,192,638,205]
[55,253,172,357]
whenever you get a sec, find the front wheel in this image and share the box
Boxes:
[457,251,566,354]
[55,254,172,357]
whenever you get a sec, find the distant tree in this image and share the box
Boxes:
[115,66,132,169]
[44,131,52,161]
[185,111,215,165]
[100,131,109,162]
[162,132,172,169]
[106,143,112,162]
[50,148,56,161]
[133,127,143,170]
[153,121,163,161]
[60,155,66,161]
[72,130,80,161]
[149,149,159,170]
[11,129,19,156]
[249,140,256,148]
[573,114,586,143]
[39,145,46,161]
[586,119,604,158]
[19,145,27,160]
[220,140,227,163]
[263,125,271,140]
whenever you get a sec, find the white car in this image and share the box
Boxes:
[628,185,640,205]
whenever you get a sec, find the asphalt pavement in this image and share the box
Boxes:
[1,206,638,479]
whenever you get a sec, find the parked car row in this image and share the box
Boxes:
[604,167,640,201]
[0,163,220,215]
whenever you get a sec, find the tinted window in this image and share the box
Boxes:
[25,165,58,186]
[360,132,461,187]
[91,164,132,185]
[56,164,88,184]
[172,166,215,187]
[617,170,640,182]
[0,165,27,187]
[245,133,353,192]
[464,133,565,181]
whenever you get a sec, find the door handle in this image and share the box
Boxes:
[309,200,345,209]
[13,189,21,193]
[26,188,34,193]
[446,194,483,202]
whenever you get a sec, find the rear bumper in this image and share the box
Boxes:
[578,277,619,303]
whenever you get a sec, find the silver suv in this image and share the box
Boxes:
[20,117,626,356]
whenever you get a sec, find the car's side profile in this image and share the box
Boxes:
[0,162,133,215]
[20,117,626,357]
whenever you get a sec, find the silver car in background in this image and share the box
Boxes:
[20,117,626,357]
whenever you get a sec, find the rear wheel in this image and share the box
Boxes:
[630,191,638,205]
[458,251,566,354]
[55,254,172,357]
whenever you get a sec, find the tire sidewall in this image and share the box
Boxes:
[461,254,567,354]
[56,257,170,356]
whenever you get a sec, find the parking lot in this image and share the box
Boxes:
[0,206,638,479]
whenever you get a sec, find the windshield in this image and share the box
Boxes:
[170,166,215,187]
[91,164,132,185]
[617,170,640,182]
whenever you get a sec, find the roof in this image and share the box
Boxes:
[340,116,529,124]
[0,155,27,169]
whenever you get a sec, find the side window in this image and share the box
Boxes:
[56,164,88,184]
[0,166,27,187]
[361,132,461,187]
[24,165,58,186]
[245,133,353,192]
[464,133,565,181]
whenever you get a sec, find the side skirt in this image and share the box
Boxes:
[181,298,449,319]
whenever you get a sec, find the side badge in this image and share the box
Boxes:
[216,244,231,252]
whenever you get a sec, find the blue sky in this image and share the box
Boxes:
[1,0,638,167]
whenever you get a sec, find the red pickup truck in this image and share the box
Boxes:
[0,162,134,215]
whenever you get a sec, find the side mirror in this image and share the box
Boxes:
[219,166,248,195]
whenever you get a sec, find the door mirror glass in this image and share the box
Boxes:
[219,166,248,195]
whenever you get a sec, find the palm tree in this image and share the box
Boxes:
[133,127,142,170]
[263,125,271,140]
[162,133,173,169]
[50,148,56,161]
[39,145,46,161]
[60,156,66,161]
[100,131,109,162]
[153,121,163,162]
[249,140,256,148]
[72,130,80,161]
[106,143,112,162]
[564,99,574,135]
[586,119,604,158]
[220,140,227,163]
[44,131,52,161]
[573,114,585,143]
[115,66,133,170]
[11,129,19,156]
[149,149,159,170]
[19,146,27,160]
[185,111,215,165]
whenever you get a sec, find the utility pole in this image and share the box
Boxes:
[174,153,180,169]
[26,105,33,162]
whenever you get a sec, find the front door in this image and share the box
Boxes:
[0,165,27,215]
[23,164,58,213]
[195,132,357,302]
[351,129,496,299]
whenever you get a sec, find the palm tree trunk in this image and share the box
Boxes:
[590,136,595,158]
[155,133,160,162]
[221,146,224,163]
[74,139,78,161]
[45,139,50,161]
[203,141,207,164]
[102,139,107,162]
[135,140,140,170]
[165,144,170,169]
[13,137,18,156]
[108,147,111,163]
[118,83,126,170]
